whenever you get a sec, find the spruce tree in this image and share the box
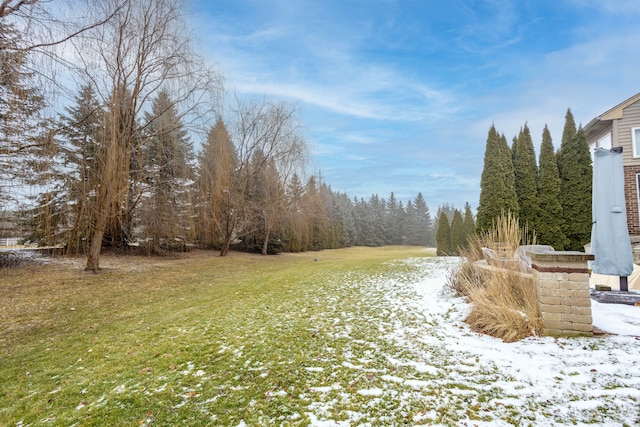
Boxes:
[403,200,418,245]
[513,124,539,230]
[141,90,194,253]
[436,211,451,256]
[58,84,105,254]
[386,192,402,244]
[0,24,45,171]
[537,125,566,250]
[449,209,464,254]
[413,192,433,246]
[557,114,592,251]
[477,125,519,232]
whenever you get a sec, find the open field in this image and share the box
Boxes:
[1,246,435,425]
[2,246,640,426]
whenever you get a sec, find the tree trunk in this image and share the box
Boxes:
[261,226,270,255]
[85,214,107,271]
[220,217,232,257]
[219,240,229,257]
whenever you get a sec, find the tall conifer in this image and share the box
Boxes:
[413,192,433,246]
[436,211,451,256]
[537,126,566,249]
[449,209,464,254]
[462,202,475,248]
[477,125,519,232]
[513,124,539,230]
[557,113,592,251]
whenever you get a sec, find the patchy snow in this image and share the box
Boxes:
[303,256,640,426]
[403,257,640,425]
[356,388,383,396]
[68,254,640,426]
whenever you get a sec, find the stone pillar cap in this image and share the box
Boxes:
[527,251,594,262]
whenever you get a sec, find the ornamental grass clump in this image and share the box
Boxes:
[449,212,542,342]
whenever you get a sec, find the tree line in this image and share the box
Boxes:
[476,109,592,251]
[1,0,443,270]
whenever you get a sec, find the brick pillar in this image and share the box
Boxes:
[528,251,595,337]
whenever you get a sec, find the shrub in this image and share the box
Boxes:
[448,212,542,341]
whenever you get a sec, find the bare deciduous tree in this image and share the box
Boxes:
[219,99,307,256]
[71,0,221,271]
[0,0,123,242]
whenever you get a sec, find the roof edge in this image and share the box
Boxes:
[600,92,640,120]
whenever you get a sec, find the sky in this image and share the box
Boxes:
[188,0,640,212]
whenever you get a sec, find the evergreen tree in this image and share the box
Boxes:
[283,172,309,252]
[449,209,464,254]
[462,202,475,248]
[0,23,46,210]
[403,200,417,245]
[369,194,386,246]
[304,176,331,250]
[333,191,355,247]
[476,125,518,232]
[413,192,433,246]
[140,90,194,253]
[196,118,237,249]
[557,113,592,251]
[561,108,577,151]
[536,126,566,250]
[513,124,539,230]
[436,211,451,256]
[500,132,519,215]
[386,192,402,244]
[58,84,105,254]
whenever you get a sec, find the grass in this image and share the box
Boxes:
[0,246,435,426]
[4,245,637,426]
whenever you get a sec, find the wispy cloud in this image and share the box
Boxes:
[191,0,640,210]
[568,0,640,15]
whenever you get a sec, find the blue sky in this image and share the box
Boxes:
[188,0,640,212]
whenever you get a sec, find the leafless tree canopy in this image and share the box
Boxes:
[1,0,437,269]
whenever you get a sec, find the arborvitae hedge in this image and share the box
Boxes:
[536,126,567,250]
[436,211,451,256]
[477,125,519,232]
[463,203,475,248]
[449,209,464,254]
[513,124,539,231]
[557,120,592,251]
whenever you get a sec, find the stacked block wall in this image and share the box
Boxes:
[529,252,594,337]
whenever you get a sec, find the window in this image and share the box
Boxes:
[633,128,640,157]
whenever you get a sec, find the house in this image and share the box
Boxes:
[584,92,640,243]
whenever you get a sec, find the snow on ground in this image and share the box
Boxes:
[382,257,640,426]
[62,254,639,426]
[306,256,640,426]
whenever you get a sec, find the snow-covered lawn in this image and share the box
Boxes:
[300,256,640,426]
